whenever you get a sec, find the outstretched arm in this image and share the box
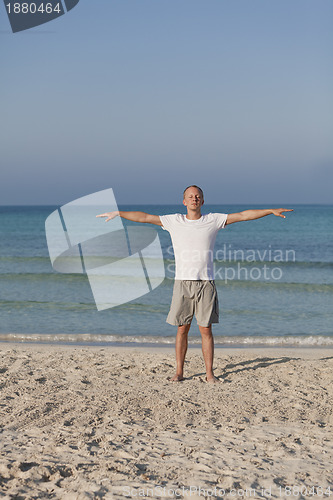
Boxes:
[226,208,293,225]
[96,211,162,226]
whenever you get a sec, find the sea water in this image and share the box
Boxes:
[0,204,332,347]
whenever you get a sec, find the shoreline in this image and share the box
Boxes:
[1,340,333,354]
[1,336,333,351]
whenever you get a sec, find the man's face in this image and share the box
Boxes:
[183,187,204,209]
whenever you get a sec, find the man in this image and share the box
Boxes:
[97,186,292,383]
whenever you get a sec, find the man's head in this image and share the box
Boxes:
[183,185,204,199]
[183,185,204,212]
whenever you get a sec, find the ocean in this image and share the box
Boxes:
[0,204,332,347]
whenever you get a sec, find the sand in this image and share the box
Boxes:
[0,343,332,499]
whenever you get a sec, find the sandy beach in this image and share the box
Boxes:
[0,343,332,499]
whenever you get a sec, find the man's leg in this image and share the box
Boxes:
[198,324,220,383]
[170,323,191,382]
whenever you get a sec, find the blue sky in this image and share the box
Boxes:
[1,0,332,205]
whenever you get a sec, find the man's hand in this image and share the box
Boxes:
[96,211,119,222]
[271,208,294,219]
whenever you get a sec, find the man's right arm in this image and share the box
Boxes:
[96,211,162,226]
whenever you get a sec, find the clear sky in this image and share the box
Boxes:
[1,0,332,205]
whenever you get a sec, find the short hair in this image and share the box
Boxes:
[183,185,204,198]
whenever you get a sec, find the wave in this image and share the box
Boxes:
[0,255,332,266]
[0,333,333,347]
[0,275,332,292]
[214,281,333,292]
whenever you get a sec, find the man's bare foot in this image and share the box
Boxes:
[169,374,184,382]
[205,375,220,383]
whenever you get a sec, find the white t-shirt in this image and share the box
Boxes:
[160,213,228,280]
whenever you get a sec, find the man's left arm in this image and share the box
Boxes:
[225,208,293,225]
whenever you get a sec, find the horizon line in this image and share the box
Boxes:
[0,203,331,207]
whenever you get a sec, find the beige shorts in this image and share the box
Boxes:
[167,280,219,327]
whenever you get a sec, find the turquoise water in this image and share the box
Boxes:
[0,204,332,346]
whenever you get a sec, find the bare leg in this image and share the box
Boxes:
[170,324,191,382]
[198,324,220,383]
